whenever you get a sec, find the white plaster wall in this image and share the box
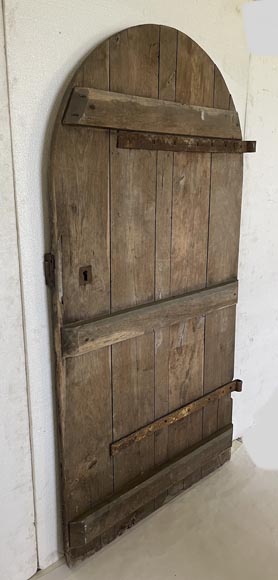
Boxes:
[3,0,278,571]
[234,53,278,465]
[0,5,37,580]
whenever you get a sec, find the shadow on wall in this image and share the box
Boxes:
[243,388,278,470]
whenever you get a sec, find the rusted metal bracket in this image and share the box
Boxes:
[110,379,242,456]
[117,130,256,154]
[44,253,55,288]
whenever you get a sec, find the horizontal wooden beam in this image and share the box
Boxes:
[62,281,238,358]
[63,87,242,139]
[69,424,233,548]
[111,380,242,456]
[117,131,256,154]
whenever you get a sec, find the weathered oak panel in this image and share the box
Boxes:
[70,425,233,548]
[64,87,241,139]
[154,27,177,481]
[48,24,248,564]
[62,281,238,358]
[202,71,243,476]
[109,24,159,498]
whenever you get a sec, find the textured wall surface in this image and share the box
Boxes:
[235,54,278,467]
[2,0,278,571]
[0,5,37,580]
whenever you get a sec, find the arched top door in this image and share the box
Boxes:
[48,24,255,565]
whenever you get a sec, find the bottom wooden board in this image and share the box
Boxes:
[67,424,233,564]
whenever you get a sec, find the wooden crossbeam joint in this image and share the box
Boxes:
[69,425,233,548]
[62,281,238,358]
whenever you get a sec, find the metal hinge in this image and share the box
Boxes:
[44,253,55,288]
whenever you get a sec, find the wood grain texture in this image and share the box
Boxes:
[64,350,113,521]
[171,152,211,294]
[207,154,243,286]
[154,27,177,483]
[70,425,233,548]
[155,151,173,300]
[62,281,238,357]
[110,131,156,310]
[167,317,204,462]
[154,326,170,469]
[64,86,241,139]
[214,67,231,110]
[109,24,159,498]
[50,39,113,562]
[167,34,216,491]
[202,71,243,476]
[48,25,245,564]
[203,307,237,437]
[112,334,155,491]
[158,26,177,101]
[109,25,159,99]
[55,127,110,324]
[176,32,214,107]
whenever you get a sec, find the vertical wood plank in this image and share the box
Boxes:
[154,326,170,469]
[155,149,174,301]
[202,71,243,474]
[168,317,205,457]
[205,152,242,442]
[51,39,113,560]
[109,25,159,99]
[110,131,156,311]
[54,41,111,325]
[217,81,241,439]
[207,154,243,286]
[112,334,155,491]
[64,349,113,521]
[171,152,211,295]
[203,306,236,434]
[158,26,177,102]
[176,33,214,106]
[56,127,110,323]
[154,28,177,505]
[110,25,159,495]
[167,36,214,491]
[171,32,213,294]
[213,67,230,110]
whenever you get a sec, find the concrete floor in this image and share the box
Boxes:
[38,443,278,580]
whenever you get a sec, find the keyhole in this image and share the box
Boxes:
[79,265,92,285]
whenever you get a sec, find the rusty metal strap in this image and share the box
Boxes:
[117,131,256,154]
[110,379,242,457]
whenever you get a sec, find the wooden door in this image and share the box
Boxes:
[47,24,255,565]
